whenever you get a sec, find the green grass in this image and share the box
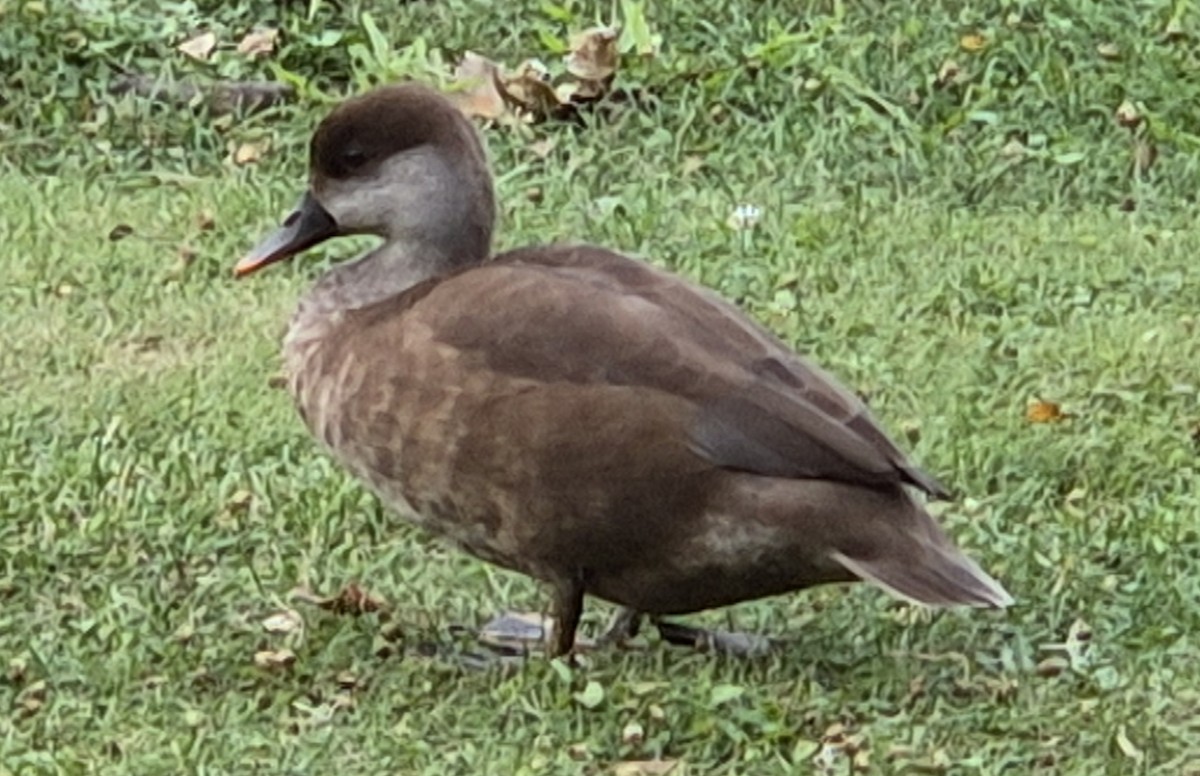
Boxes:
[4,1,1200,774]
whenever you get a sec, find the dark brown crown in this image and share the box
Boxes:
[310,83,481,180]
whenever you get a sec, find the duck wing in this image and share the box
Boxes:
[377,244,949,499]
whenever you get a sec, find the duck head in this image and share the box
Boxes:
[235,83,496,279]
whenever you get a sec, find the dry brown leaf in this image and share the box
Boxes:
[290,582,388,615]
[498,59,563,118]
[566,26,620,82]
[1026,399,1069,423]
[178,31,217,61]
[959,33,987,52]
[253,648,297,671]
[1036,655,1069,677]
[612,761,680,776]
[450,52,507,120]
[237,28,278,59]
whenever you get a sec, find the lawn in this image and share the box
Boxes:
[2,1,1199,774]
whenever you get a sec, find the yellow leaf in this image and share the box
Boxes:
[233,141,267,165]
[959,33,987,52]
[1026,399,1069,423]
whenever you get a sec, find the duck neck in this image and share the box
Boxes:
[300,229,486,316]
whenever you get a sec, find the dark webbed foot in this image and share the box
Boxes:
[598,606,644,646]
[653,619,775,658]
[598,607,775,658]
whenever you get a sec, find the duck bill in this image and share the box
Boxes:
[234,192,339,278]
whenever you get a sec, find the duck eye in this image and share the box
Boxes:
[339,148,369,172]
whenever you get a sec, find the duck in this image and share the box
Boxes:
[235,82,1012,659]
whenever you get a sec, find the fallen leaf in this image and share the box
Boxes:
[253,648,297,671]
[622,721,645,747]
[178,31,217,61]
[237,28,278,59]
[959,33,987,52]
[233,141,267,165]
[497,59,564,119]
[290,582,388,615]
[17,680,48,717]
[226,489,253,513]
[566,26,620,82]
[1026,399,1069,423]
[262,609,303,635]
[612,761,680,776]
[528,138,557,159]
[1115,100,1142,130]
[1000,139,1026,158]
[1036,656,1069,677]
[935,59,962,88]
[450,52,507,120]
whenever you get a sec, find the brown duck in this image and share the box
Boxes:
[236,83,1012,658]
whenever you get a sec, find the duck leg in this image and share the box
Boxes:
[547,574,585,658]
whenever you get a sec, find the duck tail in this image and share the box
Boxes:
[831,540,1014,610]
